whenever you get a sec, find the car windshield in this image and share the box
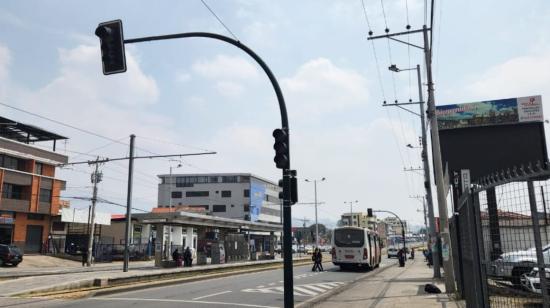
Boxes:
[334,229,364,247]
[9,246,21,254]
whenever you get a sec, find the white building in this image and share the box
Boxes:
[157,173,281,224]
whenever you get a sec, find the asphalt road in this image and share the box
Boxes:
[3,258,397,308]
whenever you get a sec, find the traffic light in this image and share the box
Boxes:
[278,179,285,200]
[290,173,298,205]
[95,20,127,75]
[272,128,289,169]
[367,208,373,217]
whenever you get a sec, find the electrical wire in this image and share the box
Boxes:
[199,0,239,41]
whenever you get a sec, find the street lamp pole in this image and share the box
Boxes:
[167,161,181,259]
[344,201,358,226]
[373,209,406,252]
[305,178,325,247]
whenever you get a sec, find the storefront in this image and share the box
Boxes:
[0,211,15,245]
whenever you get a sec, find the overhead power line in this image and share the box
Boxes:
[199,0,239,41]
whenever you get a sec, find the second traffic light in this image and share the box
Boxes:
[95,20,127,75]
[272,128,289,170]
[367,208,373,217]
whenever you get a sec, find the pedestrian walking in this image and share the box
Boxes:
[183,246,193,267]
[410,248,415,260]
[81,250,88,267]
[311,248,317,271]
[315,248,324,272]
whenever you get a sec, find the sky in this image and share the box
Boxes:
[1,0,550,229]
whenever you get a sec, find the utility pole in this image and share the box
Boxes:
[123,134,135,272]
[166,160,182,260]
[305,178,325,247]
[87,158,102,266]
[423,25,455,291]
[410,195,429,247]
[370,26,451,287]
[387,64,440,278]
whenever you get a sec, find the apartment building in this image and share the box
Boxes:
[340,212,377,229]
[0,117,68,252]
[157,173,281,224]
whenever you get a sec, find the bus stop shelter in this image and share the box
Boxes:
[133,211,282,266]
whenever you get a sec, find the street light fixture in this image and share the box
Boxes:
[344,200,359,226]
[304,177,325,247]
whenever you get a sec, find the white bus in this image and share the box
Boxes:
[331,226,381,270]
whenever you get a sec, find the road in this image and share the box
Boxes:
[4,258,396,308]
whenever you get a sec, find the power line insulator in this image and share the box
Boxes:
[406,24,411,30]
[385,28,389,33]
[368,30,373,36]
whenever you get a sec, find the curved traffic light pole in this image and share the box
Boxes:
[123,32,295,307]
[373,209,407,252]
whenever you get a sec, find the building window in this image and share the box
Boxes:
[186,191,209,197]
[1,155,24,171]
[39,188,52,203]
[213,205,226,212]
[27,213,45,220]
[2,183,26,200]
[209,176,219,183]
[240,176,250,183]
[244,204,250,212]
[52,221,65,231]
[222,176,238,183]
[221,190,231,198]
[244,189,250,197]
[171,191,182,198]
[35,163,43,175]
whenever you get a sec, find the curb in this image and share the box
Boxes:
[296,262,397,308]
[13,258,312,298]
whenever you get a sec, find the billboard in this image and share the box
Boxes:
[436,95,548,182]
[250,181,266,222]
[436,95,543,130]
[61,208,111,225]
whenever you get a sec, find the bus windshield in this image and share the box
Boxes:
[334,229,364,247]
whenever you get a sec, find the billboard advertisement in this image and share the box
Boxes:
[436,95,543,130]
[250,181,266,222]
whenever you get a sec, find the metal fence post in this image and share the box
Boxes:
[528,180,550,306]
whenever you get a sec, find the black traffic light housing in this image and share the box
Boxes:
[272,128,289,170]
[367,208,373,217]
[95,20,127,75]
[278,169,298,205]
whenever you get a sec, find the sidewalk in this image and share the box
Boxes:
[313,259,465,308]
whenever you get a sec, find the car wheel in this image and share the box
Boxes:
[512,265,534,286]
[11,262,19,267]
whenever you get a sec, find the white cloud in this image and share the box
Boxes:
[192,54,260,80]
[215,81,245,98]
[282,58,370,119]
[467,51,550,101]
[176,72,192,83]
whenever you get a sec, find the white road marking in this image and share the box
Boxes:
[268,282,276,286]
[257,285,265,288]
[92,297,278,308]
[241,281,346,297]
[293,286,317,296]
[192,290,232,300]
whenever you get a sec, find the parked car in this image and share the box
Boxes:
[0,244,23,266]
[521,267,550,294]
[491,244,550,286]
[305,245,314,254]
[387,247,399,258]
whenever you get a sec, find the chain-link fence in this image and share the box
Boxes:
[453,166,550,307]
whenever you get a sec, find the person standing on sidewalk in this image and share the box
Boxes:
[81,250,88,267]
[397,248,406,267]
